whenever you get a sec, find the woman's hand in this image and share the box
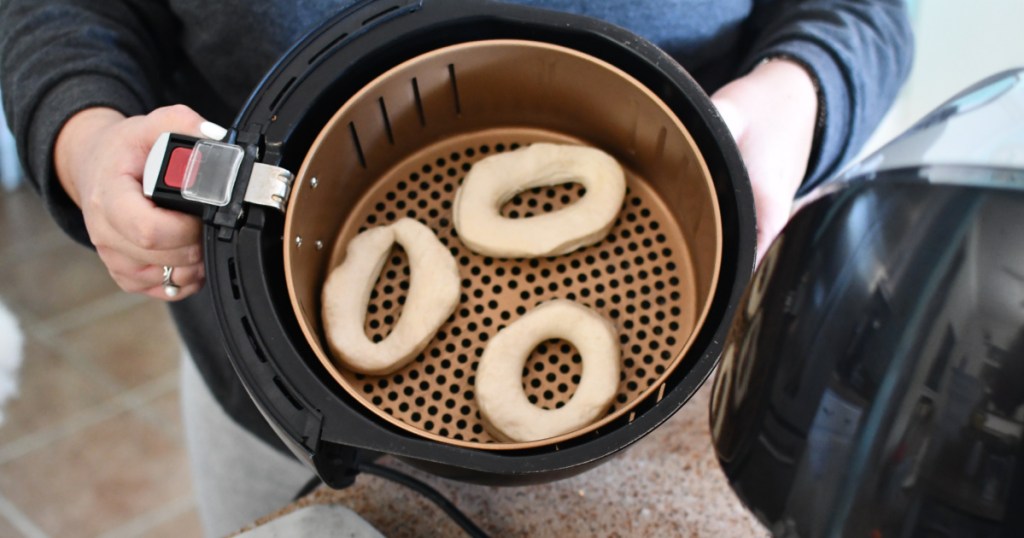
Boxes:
[54,105,227,301]
[711,58,819,264]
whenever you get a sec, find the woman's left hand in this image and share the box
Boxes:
[711,58,819,264]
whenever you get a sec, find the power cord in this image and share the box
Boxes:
[293,474,325,502]
[292,462,491,538]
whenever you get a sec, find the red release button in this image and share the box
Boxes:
[165,147,193,189]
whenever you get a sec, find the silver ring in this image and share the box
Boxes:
[162,266,180,298]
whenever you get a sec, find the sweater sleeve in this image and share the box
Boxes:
[0,0,181,245]
[743,0,914,193]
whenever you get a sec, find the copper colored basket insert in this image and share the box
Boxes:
[284,40,722,450]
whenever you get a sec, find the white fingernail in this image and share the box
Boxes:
[200,121,228,141]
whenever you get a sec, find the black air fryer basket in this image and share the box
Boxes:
[148,0,755,487]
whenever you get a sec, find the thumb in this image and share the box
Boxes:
[199,120,228,141]
[135,105,227,152]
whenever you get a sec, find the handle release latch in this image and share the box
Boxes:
[143,132,294,214]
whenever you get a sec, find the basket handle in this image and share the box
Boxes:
[144,131,293,215]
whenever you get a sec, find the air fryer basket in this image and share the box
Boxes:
[199,0,754,485]
[284,40,721,449]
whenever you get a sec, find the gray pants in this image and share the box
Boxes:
[179,355,317,537]
[180,356,386,537]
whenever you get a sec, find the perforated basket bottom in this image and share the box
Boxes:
[322,128,703,449]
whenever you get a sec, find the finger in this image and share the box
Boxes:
[200,121,228,141]
[129,105,216,152]
[142,281,203,302]
[153,263,205,291]
[97,236,201,268]
[100,174,203,251]
[86,208,196,268]
[102,253,205,294]
[128,242,202,269]
[112,263,204,295]
[89,211,201,282]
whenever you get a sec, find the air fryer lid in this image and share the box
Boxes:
[710,69,1024,535]
[194,0,754,484]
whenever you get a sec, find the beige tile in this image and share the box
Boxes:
[0,509,27,538]
[0,409,192,537]
[58,300,181,390]
[0,337,115,444]
[0,240,120,323]
[141,383,184,443]
[145,505,203,538]
[0,185,64,254]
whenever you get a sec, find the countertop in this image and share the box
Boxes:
[249,383,769,537]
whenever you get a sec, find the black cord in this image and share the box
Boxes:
[358,461,491,538]
[293,474,324,502]
[290,463,489,537]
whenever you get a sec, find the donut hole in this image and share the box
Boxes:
[500,182,587,220]
[522,338,582,410]
[364,244,410,341]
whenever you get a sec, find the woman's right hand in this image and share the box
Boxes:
[53,105,227,301]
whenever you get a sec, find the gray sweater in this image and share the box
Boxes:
[0,0,912,451]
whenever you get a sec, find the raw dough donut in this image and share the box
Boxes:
[475,300,620,442]
[322,218,460,375]
[453,143,626,258]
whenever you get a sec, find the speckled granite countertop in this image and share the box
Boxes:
[253,383,768,537]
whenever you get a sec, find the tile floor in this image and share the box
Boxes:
[0,184,202,537]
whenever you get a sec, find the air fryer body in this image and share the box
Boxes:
[196,0,753,487]
[711,69,1024,536]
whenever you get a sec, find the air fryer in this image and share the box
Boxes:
[711,68,1024,537]
[146,0,755,488]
